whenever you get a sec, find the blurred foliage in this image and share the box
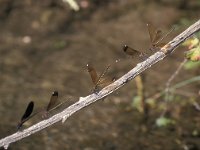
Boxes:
[132,33,200,126]
[53,40,67,49]
[182,37,199,49]
[156,117,175,127]
[192,129,200,137]
[182,36,200,69]
[184,61,200,69]
[185,47,200,62]
[132,96,143,113]
[179,18,193,26]
[171,76,200,90]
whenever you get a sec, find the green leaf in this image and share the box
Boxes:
[156,117,175,127]
[132,96,143,112]
[182,37,199,49]
[184,61,200,70]
[185,46,200,62]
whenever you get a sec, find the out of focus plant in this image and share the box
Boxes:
[132,75,148,116]
[156,116,175,127]
[184,61,200,70]
[132,96,143,112]
[156,75,200,127]
[185,47,200,61]
[132,33,200,128]
[182,37,199,49]
[182,36,200,69]
[170,76,200,91]
[53,40,67,49]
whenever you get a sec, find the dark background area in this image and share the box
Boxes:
[0,0,200,149]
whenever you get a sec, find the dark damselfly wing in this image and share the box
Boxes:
[46,91,59,112]
[123,45,147,58]
[42,91,59,119]
[17,101,34,130]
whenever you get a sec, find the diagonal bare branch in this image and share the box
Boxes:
[0,19,200,149]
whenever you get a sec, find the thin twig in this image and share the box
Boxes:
[0,19,200,149]
[146,75,200,102]
[192,102,200,111]
[165,59,187,101]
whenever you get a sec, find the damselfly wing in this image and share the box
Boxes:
[87,63,99,86]
[123,45,146,58]
[43,91,59,118]
[147,23,173,51]
[87,63,111,92]
[46,91,58,112]
[17,101,34,130]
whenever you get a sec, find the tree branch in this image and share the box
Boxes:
[1,19,200,149]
